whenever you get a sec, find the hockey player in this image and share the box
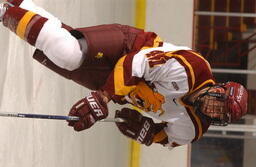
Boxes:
[0,0,248,148]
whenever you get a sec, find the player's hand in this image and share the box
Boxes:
[115,108,155,146]
[68,91,108,131]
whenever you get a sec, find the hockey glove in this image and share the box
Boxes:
[68,91,108,131]
[115,108,156,146]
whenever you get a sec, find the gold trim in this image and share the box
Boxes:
[141,35,163,50]
[114,56,136,95]
[16,11,36,39]
[166,53,196,91]
[191,79,215,94]
[179,100,203,140]
[187,50,212,73]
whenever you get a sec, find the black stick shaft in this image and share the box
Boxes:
[0,112,125,122]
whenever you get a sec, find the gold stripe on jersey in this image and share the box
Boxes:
[166,52,196,91]
[187,50,212,73]
[191,79,216,94]
[141,35,162,50]
[179,100,203,140]
[146,51,213,93]
[114,56,136,95]
[145,51,196,91]
[188,106,203,140]
[179,79,215,141]
[16,11,36,39]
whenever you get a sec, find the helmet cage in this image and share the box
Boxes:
[194,85,231,126]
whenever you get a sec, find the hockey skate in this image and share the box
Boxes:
[0,1,14,22]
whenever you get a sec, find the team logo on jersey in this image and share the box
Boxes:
[171,82,179,90]
[95,52,104,59]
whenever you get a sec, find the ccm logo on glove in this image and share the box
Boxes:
[87,95,104,117]
[137,120,151,143]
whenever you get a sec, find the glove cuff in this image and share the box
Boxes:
[152,123,169,145]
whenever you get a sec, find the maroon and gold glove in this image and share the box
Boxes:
[115,108,157,146]
[68,92,108,131]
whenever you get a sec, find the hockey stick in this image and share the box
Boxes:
[0,112,125,122]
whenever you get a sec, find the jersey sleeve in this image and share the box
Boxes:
[163,110,211,148]
[151,108,211,148]
[101,35,163,100]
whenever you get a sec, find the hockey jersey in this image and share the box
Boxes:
[102,43,215,147]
